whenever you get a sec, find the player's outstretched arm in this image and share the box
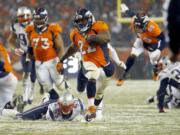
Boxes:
[108,44,126,69]
[8,32,17,49]
[60,43,78,62]
[54,34,65,60]
[8,32,24,56]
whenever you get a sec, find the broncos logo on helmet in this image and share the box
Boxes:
[74,8,95,33]
[33,7,48,31]
[133,12,150,33]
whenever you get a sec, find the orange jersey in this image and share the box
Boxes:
[70,21,110,67]
[0,44,12,72]
[26,23,62,61]
[132,19,162,44]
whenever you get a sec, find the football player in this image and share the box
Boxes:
[8,7,37,104]
[26,7,69,99]
[1,93,85,121]
[0,43,17,114]
[156,56,180,112]
[117,4,166,86]
[57,8,114,121]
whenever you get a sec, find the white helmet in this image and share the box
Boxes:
[59,93,75,115]
[17,7,32,26]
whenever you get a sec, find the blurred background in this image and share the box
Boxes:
[0,0,168,79]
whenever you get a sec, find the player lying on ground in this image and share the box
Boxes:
[156,55,180,112]
[0,43,17,114]
[1,93,85,121]
[117,3,167,86]
[146,57,180,109]
[26,7,71,102]
[8,7,38,105]
[57,8,115,121]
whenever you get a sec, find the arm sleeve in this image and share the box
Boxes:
[108,44,121,65]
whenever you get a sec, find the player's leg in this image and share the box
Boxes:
[16,100,56,120]
[35,60,59,102]
[48,59,71,91]
[0,73,17,109]
[82,62,101,121]
[95,61,114,120]
[77,68,88,93]
[21,54,31,104]
[148,50,161,80]
[117,38,144,86]
[28,59,36,104]
[148,42,166,81]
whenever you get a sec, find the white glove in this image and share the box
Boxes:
[118,61,127,70]
[14,48,24,56]
[121,3,129,13]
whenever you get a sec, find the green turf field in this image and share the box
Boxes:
[0,80,180,135]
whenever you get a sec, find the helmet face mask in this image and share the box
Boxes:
[59,102,75,115]
[74,8,95,33]
[58,93,75,115]
[134,12,149,33]
[17,7,32,26]
[33,8,48,29]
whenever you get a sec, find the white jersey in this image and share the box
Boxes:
[10,22,32,52]
[159,62,180,104]
[45,98,85,121]
[159,62,180,84]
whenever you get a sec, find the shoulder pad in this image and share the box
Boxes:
[91,21,109,32]
[25,24,34,33]
[49,23,62,33]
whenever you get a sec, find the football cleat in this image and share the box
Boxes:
[27,99,33,105]
[159,108,165,113]
[116,79,124,86]
[85,106,96,122]
[146,96,155,104]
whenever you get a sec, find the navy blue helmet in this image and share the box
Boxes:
[133,12,149,33]
[33,7,48,29]
[74,8,95,33]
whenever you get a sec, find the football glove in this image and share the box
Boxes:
[56,62,63,73]
[121,3,129,13]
